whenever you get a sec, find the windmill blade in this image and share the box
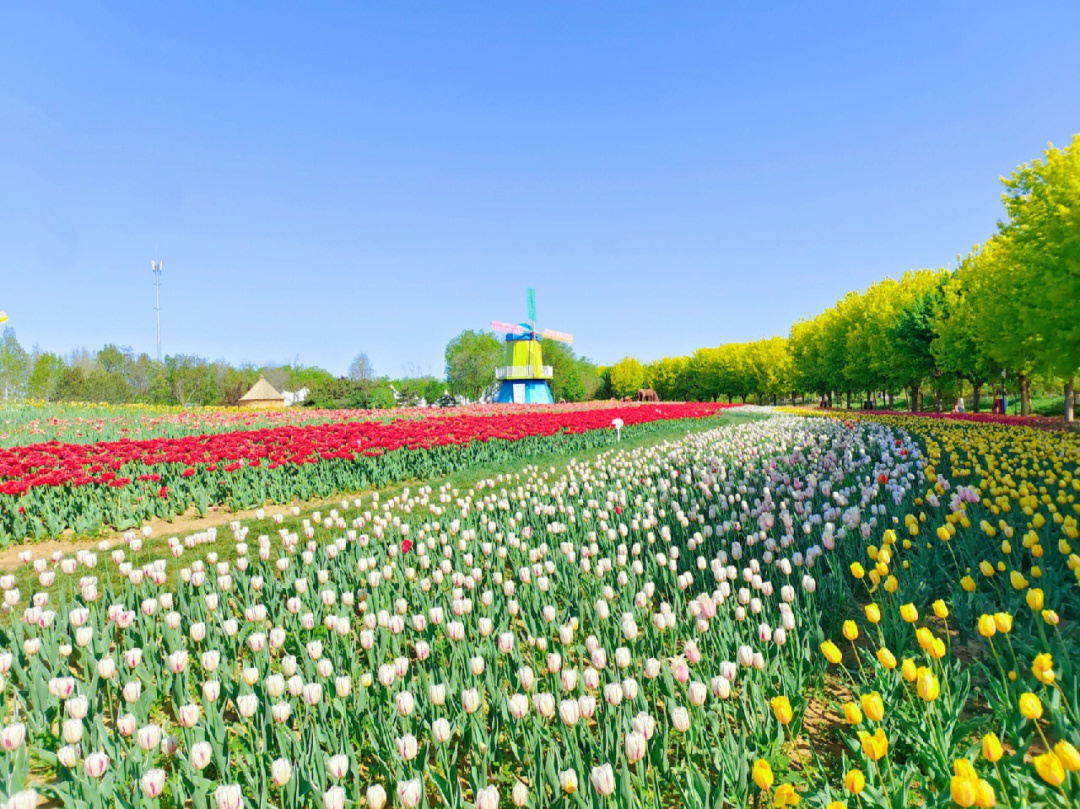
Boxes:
[491,320,526,335]
[0,312,7,325]
[540,328,573,344]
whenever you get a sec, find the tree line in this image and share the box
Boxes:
[603,135,1079,421]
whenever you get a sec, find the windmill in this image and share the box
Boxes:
[0,312,7,325]
[490,288,573,404]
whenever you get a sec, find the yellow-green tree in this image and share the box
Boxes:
[996,135,1080,419]
[609,357,646,399]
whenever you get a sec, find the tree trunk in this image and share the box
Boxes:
[846,390,851,409]
[1066,378,1075,423]
[973,383,982,414]
[887,390,894,410]
[1019,374,1031,416]
[935,384,942,414]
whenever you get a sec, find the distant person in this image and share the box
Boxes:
[953,397,965,414]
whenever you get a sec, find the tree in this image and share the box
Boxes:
[647,356,691,401]
[348,353,375,383]
[445,330,501,400]
[164,355,217,407]
[27,352,64,401]
[609,357,645,399]
[540,339,600,402]
[0,328,29,400]
[996,136,1080,419]
[931,268,996,412]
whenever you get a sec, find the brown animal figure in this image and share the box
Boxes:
[636,388,659,402]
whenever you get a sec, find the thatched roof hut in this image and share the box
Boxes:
[239,376,285,409]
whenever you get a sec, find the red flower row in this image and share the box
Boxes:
[0,403,735,496]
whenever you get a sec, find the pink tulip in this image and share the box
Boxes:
[214,784,242,809]
[84,752,110,779]
[190,741,213,770]
[141,769,166,798]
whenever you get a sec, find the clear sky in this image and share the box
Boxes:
[2,2,1078,377]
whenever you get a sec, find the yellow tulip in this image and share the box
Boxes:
[820,641,843,665]
[900,603,918,623]
[1010,570,1028,591]
[772,783,800,807]
[876,647,897,670]
[981,734,1003,763]
[992,613,1012,634]
[961,576,976,592]
[860,692,884,723]
[954,759,978,781]
[932,599,949,619]
[1026,588,1044,611]
[843,702,863,725]
[1055,740,1080,772]
[843,769,865,795]
[752,759,774,791]
[770,696,793,726]
[1034,751,1065,786]
[864,604,881,624]
[849,562,865,579]
[977,614,996,638]
[936,526,951,542]
[1019,692,1043,721]
[883,575,898,593]
[826,803,846,809]
[929,638,947,659]
[901,658,917,682]
[858,728,888,761]
[842,621,859,641]
[979,560,995,577]
[973,779,995,808]
[1032,653,1055,686]
[916,668,940,701]
[950,776,975,807]
[1043,610,1060,626]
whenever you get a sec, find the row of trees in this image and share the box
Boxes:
[0,336,338,407]
[598,135,1078,420]
[0,327,604,409]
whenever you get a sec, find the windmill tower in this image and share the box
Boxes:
[490,288,573,404]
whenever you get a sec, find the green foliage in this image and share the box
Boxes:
[609,357,645,398]
[0,327,29,400]
[304,377,396,409]
[26,352,64,401]
[444,330,502,400]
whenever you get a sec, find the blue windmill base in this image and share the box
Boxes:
[495,380,555,404]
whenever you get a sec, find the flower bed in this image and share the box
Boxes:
[0,403,735,545]
[0,412,1077,806]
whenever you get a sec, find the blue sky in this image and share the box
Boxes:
[2,2,1078,377]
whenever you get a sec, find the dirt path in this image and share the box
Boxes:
[0,494,356,571]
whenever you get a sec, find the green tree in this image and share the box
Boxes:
[931,267,996,412]
[609,357,645,399]
[0,327,29,400]
[27,352,65,401]
[996,135,1080,419]
[445,330,501,400]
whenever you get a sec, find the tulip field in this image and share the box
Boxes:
[0,403,733,547]
[0,409,1079,809]
[0,403,645,449]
